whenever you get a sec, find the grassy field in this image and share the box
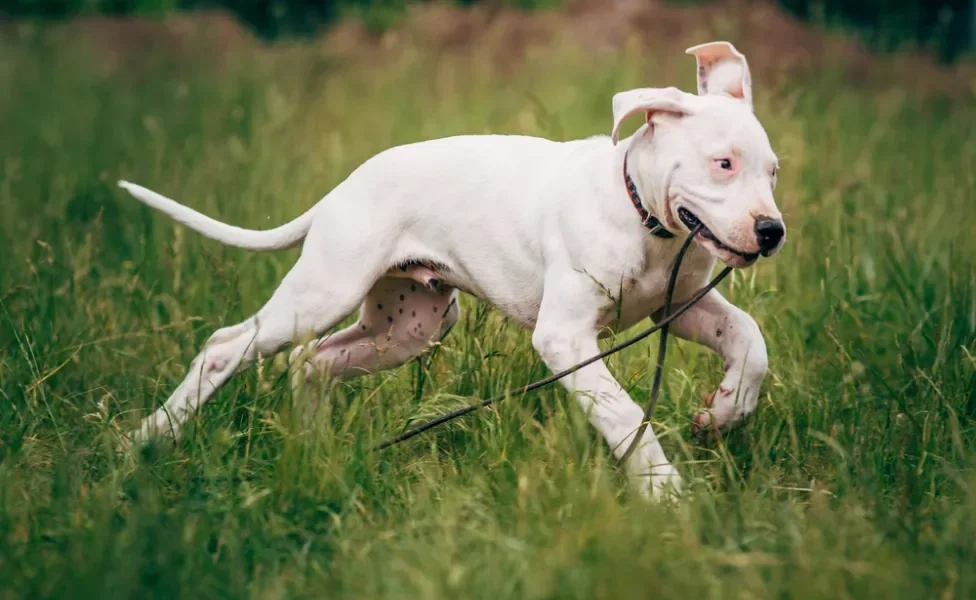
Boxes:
[2,12,976,599]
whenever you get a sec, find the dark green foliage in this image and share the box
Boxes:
[1,0,972,60]
[775,0,972,61]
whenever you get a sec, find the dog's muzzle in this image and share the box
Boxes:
[677,207,760,263]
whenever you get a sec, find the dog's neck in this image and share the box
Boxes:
[619,140,674,239]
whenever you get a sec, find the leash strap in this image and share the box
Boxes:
[617,223,701,465]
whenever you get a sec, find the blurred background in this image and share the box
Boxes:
[2,0,975,62]
[2,0,976,598]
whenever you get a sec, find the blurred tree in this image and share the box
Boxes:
[776,0,972,62]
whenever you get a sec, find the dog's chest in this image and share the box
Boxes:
[598,246,714,333]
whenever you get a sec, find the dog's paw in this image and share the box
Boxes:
[692,388,756,445]
[691,391,724,444]
[125,411,182,448]
[120,427,153,455]
[628,461,685,502]
[648,464,685,503]
[114,427,157,459]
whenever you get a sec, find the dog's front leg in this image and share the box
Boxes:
[532,277,682,499]
[652,289,769,440]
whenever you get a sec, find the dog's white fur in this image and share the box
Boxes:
[118,42,784,499]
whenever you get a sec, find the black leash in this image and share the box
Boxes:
[372,224,731,453]
[617,224,702,464]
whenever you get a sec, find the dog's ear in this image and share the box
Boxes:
[685,41,752,109]
[611,87,692,146]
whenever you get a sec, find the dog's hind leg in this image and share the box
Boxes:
[291,278,460,383]
[129,254,383,444]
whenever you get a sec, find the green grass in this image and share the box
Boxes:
[2,22,976,600]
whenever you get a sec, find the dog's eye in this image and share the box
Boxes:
[716,158,733,171]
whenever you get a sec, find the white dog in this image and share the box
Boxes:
[118,41,784,498]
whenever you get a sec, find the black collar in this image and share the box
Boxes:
[623,155,675,239]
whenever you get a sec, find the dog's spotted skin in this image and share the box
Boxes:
[290,265,457,381]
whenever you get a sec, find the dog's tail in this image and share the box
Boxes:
[118,181,314,252]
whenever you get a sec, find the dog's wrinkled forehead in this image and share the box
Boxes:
[685,96,775,158]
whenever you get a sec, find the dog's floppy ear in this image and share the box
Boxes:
[611,87,692,146]
[685,41,753,109]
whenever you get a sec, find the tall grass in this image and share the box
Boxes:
[1,23,975,599]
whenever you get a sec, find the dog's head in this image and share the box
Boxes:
[612,41,784,268]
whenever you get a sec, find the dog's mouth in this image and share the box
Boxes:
[677,207,760,265]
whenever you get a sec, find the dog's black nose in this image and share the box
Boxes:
[754,217,785,253]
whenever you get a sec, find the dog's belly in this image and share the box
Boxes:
[389,253,547,331]
[448,274,545,329]
[382,257,544,329]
